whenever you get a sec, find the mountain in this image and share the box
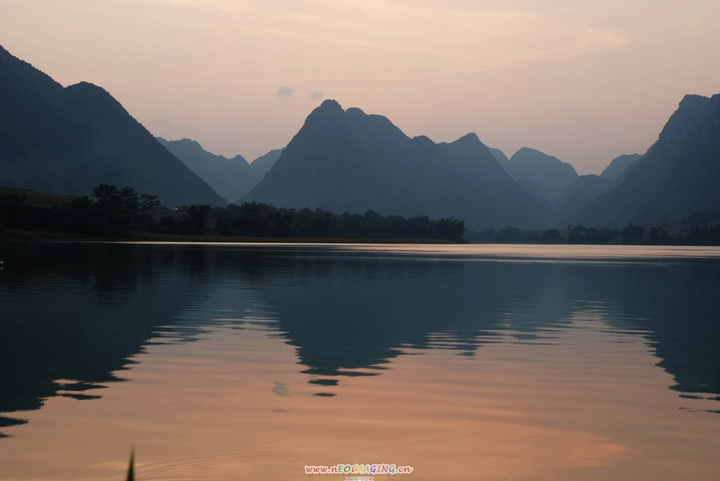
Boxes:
[0,45,224,207]
[600,153,642,180]
[502,147,579,205]
[242,100,549,229]
[578,93,720,227]
[554,153,642,222]
[157,138,260,202]
[555,175,615,221]
[249,148,283,178]
[488,147,509,164]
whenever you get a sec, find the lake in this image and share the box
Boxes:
[1,241,719,481]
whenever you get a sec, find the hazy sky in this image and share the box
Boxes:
[2,0,719,173]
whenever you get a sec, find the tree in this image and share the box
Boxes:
[621,224,645,244]
[433,217,465,243]
[493,225,521,243]
[185,204,211,236]
[91,184,140,235]
[0,192,27,229]
[89,184,159,235]
[140,193,162,211]
[159,216,177,234]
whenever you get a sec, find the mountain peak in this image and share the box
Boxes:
[173,138,204,150]
[454,133,481,145]
[64,81,133,125]
[303,99,345,126]
[505,147,578,205]
[318,98,343,112]
[0,45,224,207]
[67,80,106,92]
[578,91,720,226]
[658,93,720,146]
[411,135,435,147]
[679,93,713,107]
[244,101,548,229]
[66,81,124,106]
[159,137,254,202]
[513,146,542,157]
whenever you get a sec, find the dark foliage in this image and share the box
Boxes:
[0,184,160,237]
[469,221,720,245]
[0,186,466,242]
[215,202,466,242]
[5,184,720,244]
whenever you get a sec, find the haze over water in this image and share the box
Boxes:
[1,242,719,480]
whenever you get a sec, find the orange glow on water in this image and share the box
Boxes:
[2,312,718,481]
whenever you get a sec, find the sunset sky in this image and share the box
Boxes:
[2,0,719,173]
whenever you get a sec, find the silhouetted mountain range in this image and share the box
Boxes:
[249,148,283,179]
[552,153,642,221]
[1,45,718,229]
[158,138,255,202]
[576,94,720,226]
[488,147,509,164]
[0,45,223,207]
[555,175,615,221]
[157,138,282,203]
[601,153,642,180]
[242,100,550,229]
[501,147,579,205]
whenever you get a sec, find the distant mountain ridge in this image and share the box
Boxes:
[577,93,720,226]
[555,174,615,221]
[158,138,253,202]
[501,147,579,205]
[244,95,720,229]
[2,45,718,230]
[243,100,550,229]
[551,153,642,221]
[601,153,642,180]
[0,45,224,207]
[157,138,283,203]
[249,149,283,178]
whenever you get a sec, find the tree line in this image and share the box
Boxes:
[472,222,720,245]
[0,184,160,237]
[0,184,466,242]
[2,184,719,244]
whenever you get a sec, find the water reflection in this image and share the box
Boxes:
[1,241,719,440]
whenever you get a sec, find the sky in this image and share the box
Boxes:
[2,0,719,174]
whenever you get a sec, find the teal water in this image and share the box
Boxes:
[0,242,719,480]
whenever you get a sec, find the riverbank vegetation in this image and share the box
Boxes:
[468,220,720,245]
[0,185,466,243]
[2,185,719,245]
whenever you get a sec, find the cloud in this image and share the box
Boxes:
[309,91,323,99]
[276,86,294,98]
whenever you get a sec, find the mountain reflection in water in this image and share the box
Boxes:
[0,242,718,480]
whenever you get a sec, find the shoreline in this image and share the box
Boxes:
[0,229,458,245]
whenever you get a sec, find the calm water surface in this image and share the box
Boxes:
[0,242,719,481]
